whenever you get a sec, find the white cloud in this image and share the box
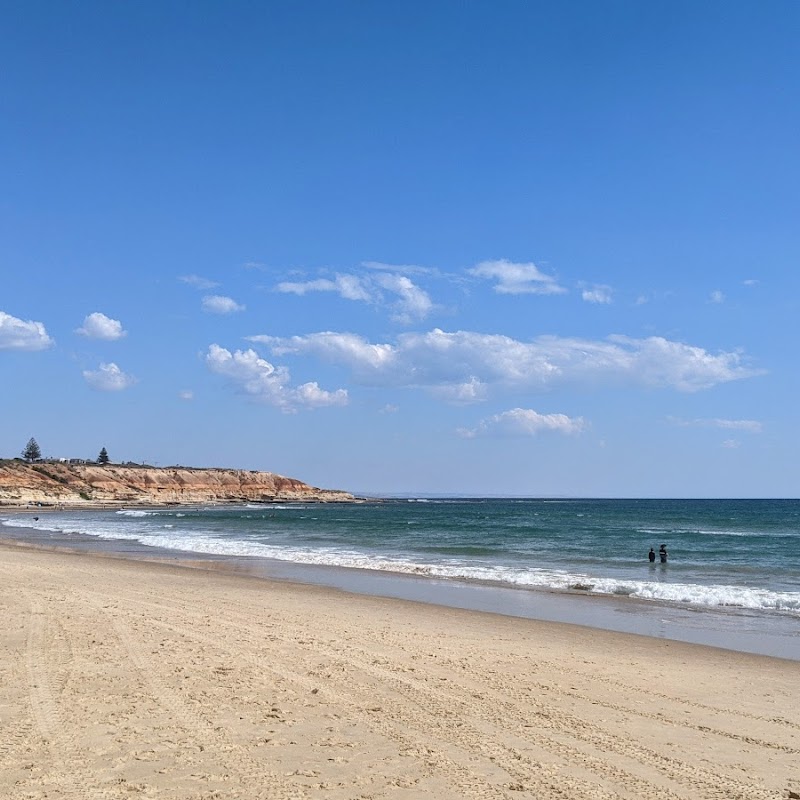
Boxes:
[253,328,762,399]
[249,332,395,376]
[178,390,194,401]
[458,408,586,438]
[276,274,372,302]
[361,260,434,276]
[82,362,136,391]
[0,311,53,351]
[430,377,488,405]
[202,295,245,314]
[722,439,741,449]
[276,278,334,295]
[75,312,127,340]
[743,279,759,287]
[709,290,725,304]
[718,419,762,431]
[179,274,219,290]
[335,275,374,301]
[205,344,348,412]
[276,270,432,322]
[667,417,763,433]
[468,259,566,295]
[374,273,433,322]
[580,284,613,304]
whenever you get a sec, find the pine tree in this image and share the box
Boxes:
[97,447,110,465]
[22,437,42,461]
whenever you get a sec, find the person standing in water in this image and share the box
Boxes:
[648,548,656,563]
[659,544,668,563]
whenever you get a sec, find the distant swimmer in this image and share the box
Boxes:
[648,547,656,563]
[659,544,668,564]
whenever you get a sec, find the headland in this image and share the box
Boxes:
[0,459,356,507]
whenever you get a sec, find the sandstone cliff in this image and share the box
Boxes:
[0,461,355,507]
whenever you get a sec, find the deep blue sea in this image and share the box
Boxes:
[4,498,799,618]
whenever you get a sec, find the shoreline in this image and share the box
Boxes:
[2,515,799,661]
[1,542,798,799]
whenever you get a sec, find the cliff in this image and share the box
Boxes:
[0,461,356,507]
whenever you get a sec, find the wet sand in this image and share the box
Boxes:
[1,542,798,799]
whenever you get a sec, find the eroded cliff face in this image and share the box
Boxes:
[0,461,355,507]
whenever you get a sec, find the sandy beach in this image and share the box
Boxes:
[1,543,798,800]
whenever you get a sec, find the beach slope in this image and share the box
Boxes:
[1,544,797,799]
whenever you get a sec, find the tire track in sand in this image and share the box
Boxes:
[97,594,639,800]
[80,585,557,800]
[192,599,782,800]
[85,599,310,800]
[149,593,764,800]
[24,595,99,800]
[292,624,786,800]
[78,578,791,800]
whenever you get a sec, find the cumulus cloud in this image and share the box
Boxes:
[178,390,194,401]
[468,259,566,295]
[202,295,245,314]
[709,290,725,304]
[580,284,613,304]
[179,274,219,290]
[0,311,53,351]
[275,270,433,322]
[251,328,762,400]
[667,416,763,433]
[205,344,348,412]
[82,362,136,391]
[75,312,127,340]
[458,408,587,438]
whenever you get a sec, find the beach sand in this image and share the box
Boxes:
[1,543,798,800]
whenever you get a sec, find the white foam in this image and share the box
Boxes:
[87,526,800,617]
[247,503,306,510]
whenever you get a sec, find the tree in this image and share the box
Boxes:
[22,437,42,461]
[97,447,110,465]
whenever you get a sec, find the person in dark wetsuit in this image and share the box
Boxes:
[648,548,656,563]
[659,544,668,563]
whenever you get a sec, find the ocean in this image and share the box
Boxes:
[3,498,799,658]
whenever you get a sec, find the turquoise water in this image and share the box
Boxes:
[4,498,799,617]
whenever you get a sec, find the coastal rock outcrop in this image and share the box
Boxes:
[0,461,355,507]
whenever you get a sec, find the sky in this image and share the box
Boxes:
[2,1,799,498]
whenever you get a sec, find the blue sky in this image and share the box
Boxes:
[2,1,799,497]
